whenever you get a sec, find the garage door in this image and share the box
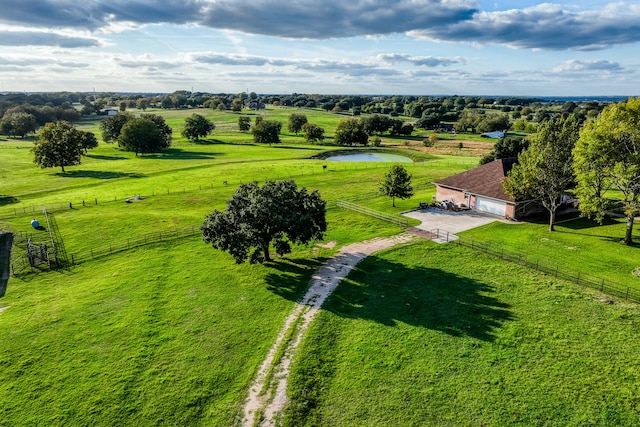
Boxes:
[476,197,506,216]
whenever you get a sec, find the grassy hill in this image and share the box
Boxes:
[1,107,639,426]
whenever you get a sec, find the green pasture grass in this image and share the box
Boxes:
[285,240,640,426]
[460,218,640,290]
[0,238,330,426]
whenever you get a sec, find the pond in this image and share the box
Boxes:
[325,152,413,163]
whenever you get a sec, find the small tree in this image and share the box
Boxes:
[379,164,414,207]
[117,118,165,156]
[238,116,251,132]
[32,121,97,172]
[201,180,327,263]
[252,120,282,145]
[288,113,308,134]
[302,123,325,144]
[182,113,215,141]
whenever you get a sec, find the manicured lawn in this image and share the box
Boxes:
[0,239,325,426]
[460,217,640,289]
[286,240,640,426]
[2,107,640,426]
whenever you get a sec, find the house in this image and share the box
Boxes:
[434,158,541,219]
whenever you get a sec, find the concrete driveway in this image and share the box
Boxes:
[402,208,500,241]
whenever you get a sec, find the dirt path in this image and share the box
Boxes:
[242,233,414,426]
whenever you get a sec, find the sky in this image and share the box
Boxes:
[0,0,639,96]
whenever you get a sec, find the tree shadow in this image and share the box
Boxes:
[0,195,19,206]
[85,154,127,161]
[270,145,323,151]
[53,171,146,179]
[266,255,512,342]
[557,216,619,230]
[265,257,330,302]
[141,148,222,160]
[191,138,225,145]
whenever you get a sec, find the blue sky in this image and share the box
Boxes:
[0,1,639,96]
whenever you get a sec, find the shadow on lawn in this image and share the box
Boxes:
[54,170,145,179]
[85,154,128,161]
[141,148,222,160]
[0,195,19,206]
[266,255,512,342]
[265,257,329,302]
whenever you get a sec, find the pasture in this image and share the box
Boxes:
[1,106,639,426]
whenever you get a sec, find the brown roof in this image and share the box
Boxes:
[435,158,517,202]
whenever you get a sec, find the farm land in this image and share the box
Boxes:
[1,105,639,426]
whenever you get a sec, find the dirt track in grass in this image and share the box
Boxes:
[242,233,415,426]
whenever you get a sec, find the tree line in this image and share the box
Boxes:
[503,97,640,246]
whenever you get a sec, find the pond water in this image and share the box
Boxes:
[326,152,412,162]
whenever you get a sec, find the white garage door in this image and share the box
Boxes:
[476,196,506,216]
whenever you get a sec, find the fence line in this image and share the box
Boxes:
[430,228,640,304]
[0,159,474,220]
[68,225,201,265]
[336,199,409,227]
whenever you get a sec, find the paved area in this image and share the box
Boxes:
[403,208,503,242]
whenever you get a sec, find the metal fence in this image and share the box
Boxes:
[336,199,409,227]
[68,225,201,265]
[0,159,473,220]
[430,229,640,304]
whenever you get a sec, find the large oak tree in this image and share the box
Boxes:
[32,121,98,172]
[201,180,326,264]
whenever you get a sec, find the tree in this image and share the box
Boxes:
[480,136,529,165]
[302,123,325,144]
[1,112,37,138]
[136,98,149,111]
[379,164,414,207]
[100,112,133,143]
[201,180,327,263]
[238,116,251,132]
[182,113,215,141]
[117,118,166,156]
[573,97,640,245]
[287,113,308,134]
[334,118,368,146]
[140,113,172,147]
[252,120,282,145]
[32,121,97,172]
[503,115,581,231]
[231,98,243,112]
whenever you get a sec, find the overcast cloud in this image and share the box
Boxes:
[0,1,638,95]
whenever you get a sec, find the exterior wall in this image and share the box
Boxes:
[436,185,518,218]
[435,186,468,206]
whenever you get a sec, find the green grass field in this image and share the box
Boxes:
[286,241,640,426]
[1,107,639,426]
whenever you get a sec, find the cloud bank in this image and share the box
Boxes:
[1,1,639,50]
